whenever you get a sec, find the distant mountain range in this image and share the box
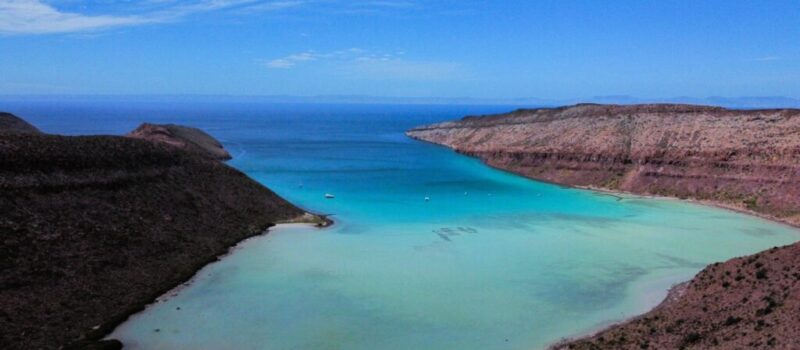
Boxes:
[577,95,800,109]
[2,94,799,108]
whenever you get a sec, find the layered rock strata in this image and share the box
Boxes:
[407,104,800,226]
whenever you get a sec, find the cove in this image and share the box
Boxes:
[14,101,795,350]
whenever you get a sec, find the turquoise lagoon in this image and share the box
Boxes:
[9,100,800,349]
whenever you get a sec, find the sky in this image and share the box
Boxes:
[0,0,799,99]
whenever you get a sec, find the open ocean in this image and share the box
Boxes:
[6,98,799,349]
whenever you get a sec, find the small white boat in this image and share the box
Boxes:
[424,196,430,201]
[325,193,335,199]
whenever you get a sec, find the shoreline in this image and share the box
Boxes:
[406,117,800,230]
[462,144,800,229]
[545,181,800,348]
[493,166,800,348]
[83,219,332,349]
[549,281,691,349]
[133,222,328,306]
[576,184,800,230]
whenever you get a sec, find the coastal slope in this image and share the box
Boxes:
[554,242,800,349]
[406,104,800,226]
[0,117,312,349]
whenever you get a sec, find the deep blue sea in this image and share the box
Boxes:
[5,98,799,349]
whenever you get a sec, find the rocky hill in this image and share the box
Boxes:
[407,103,800,226]
[0,115,323,349]
[127,123,232,160]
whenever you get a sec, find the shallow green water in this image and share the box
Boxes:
[109,196,798,349]
[14,101,794,349]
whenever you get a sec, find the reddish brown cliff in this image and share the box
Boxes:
[407,104,800,226]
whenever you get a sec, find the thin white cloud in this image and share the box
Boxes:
[235,0,306,13]
[165,0,263,14]
[353,1,416,9]
[265,48,382,69]
[266,51,319,68]
[0,0,420,35]
[753,56,781,62]
[0,0,153,34]
[0,0,300,35]
[264,48,465,81]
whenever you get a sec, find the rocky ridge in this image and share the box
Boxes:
[0,114,325,349]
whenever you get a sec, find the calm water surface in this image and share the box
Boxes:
[6,99,799,349]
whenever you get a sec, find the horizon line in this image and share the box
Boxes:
[2,94,800,108]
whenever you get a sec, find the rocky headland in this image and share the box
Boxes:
[407,103,800,349]
[407,103,800,226]
[0,113,327,349]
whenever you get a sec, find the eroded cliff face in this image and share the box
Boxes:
[0,122,307,349]
[407,104,800,226]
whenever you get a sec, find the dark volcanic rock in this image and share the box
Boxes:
[127,123,232,160]
[65,339,123,350]
[0,112,41,134]
[0,130,306,349]
[407,103,800,226]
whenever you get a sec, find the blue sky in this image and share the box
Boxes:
[1,0,799,99]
